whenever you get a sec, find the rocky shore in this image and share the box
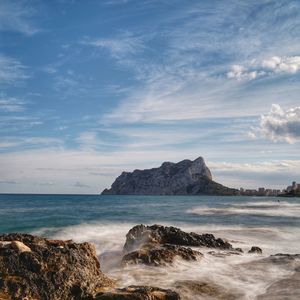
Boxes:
[0,225,298,299]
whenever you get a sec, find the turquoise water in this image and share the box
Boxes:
[0,194,299,233]
[1,194,299,299]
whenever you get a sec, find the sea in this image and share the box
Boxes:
[0,194,299,299]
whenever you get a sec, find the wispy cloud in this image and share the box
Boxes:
[0,95,25,112]
[0,136,64,151]
[251,104,300,143]
[96,1,300,125]
[82,32,145,60]
[209,160,300,174]
[0,0,40,35]
[0,54,29,85]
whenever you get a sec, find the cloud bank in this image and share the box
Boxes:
[227,56,300,81]
[253,104,300,143]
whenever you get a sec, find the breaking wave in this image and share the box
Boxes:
[32,220,300,299]
[186,200,300,218]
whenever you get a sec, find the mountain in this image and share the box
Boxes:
[101,157,238,195]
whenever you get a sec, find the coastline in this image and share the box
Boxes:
[1,223,299,299]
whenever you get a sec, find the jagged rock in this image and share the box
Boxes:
[96,285,181,300]
[122,244,202,266]
[0,233,114,300]
[248,246,262,254]
[175,280,242,300]
[124,224,233,253]
[102,157,238,195]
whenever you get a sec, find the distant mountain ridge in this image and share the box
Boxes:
[101,157,238,196]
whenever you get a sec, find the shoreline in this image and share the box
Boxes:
[1,223,299,299]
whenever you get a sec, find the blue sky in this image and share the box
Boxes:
[0,0,300,193]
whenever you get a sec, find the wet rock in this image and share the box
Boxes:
[248,246,262,254]
[124,224,233,252]
[122,244,202,266]
[96,285,181,300]
[0,233,114,300]
[175,280,242,300]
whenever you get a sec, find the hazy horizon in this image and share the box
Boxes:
[1,0,299,193]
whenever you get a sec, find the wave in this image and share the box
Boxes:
[186,200,300,218]
[31,221,300,299]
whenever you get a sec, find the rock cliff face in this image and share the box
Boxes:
[102,157,237,195]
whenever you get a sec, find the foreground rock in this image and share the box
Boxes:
[102,157,238,195]
[0,233,115,299]
[96,286,180,300]
[121,224,239,267]
[124,224,234,252]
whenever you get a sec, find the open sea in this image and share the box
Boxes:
[0,194,299,299]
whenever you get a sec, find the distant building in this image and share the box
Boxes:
[239,182,298,197]
[281,181,300,197]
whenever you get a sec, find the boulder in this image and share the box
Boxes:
[248,246,262,254]
[122,244,202,266]
[0,233,114,300]
[96,286,181,300]
[124,224,233,253]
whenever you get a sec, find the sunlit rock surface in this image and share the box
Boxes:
[102,157,238,195]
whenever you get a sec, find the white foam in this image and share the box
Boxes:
[186,200,300,217]
[31,221,300,299]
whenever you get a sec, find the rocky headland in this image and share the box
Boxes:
[0,224,282,300]
[102,157,238,195]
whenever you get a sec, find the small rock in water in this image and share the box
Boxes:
[248,246,262,254]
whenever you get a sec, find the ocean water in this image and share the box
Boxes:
[0,194,299,299]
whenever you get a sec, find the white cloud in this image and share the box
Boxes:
[252,104,300,143]
[227,65,258,81]
[0,54,29,85]
[262,56,300,74]
[227,56,300,81]
[0,0,39,35]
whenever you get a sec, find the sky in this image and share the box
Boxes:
[0,0,299,194]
